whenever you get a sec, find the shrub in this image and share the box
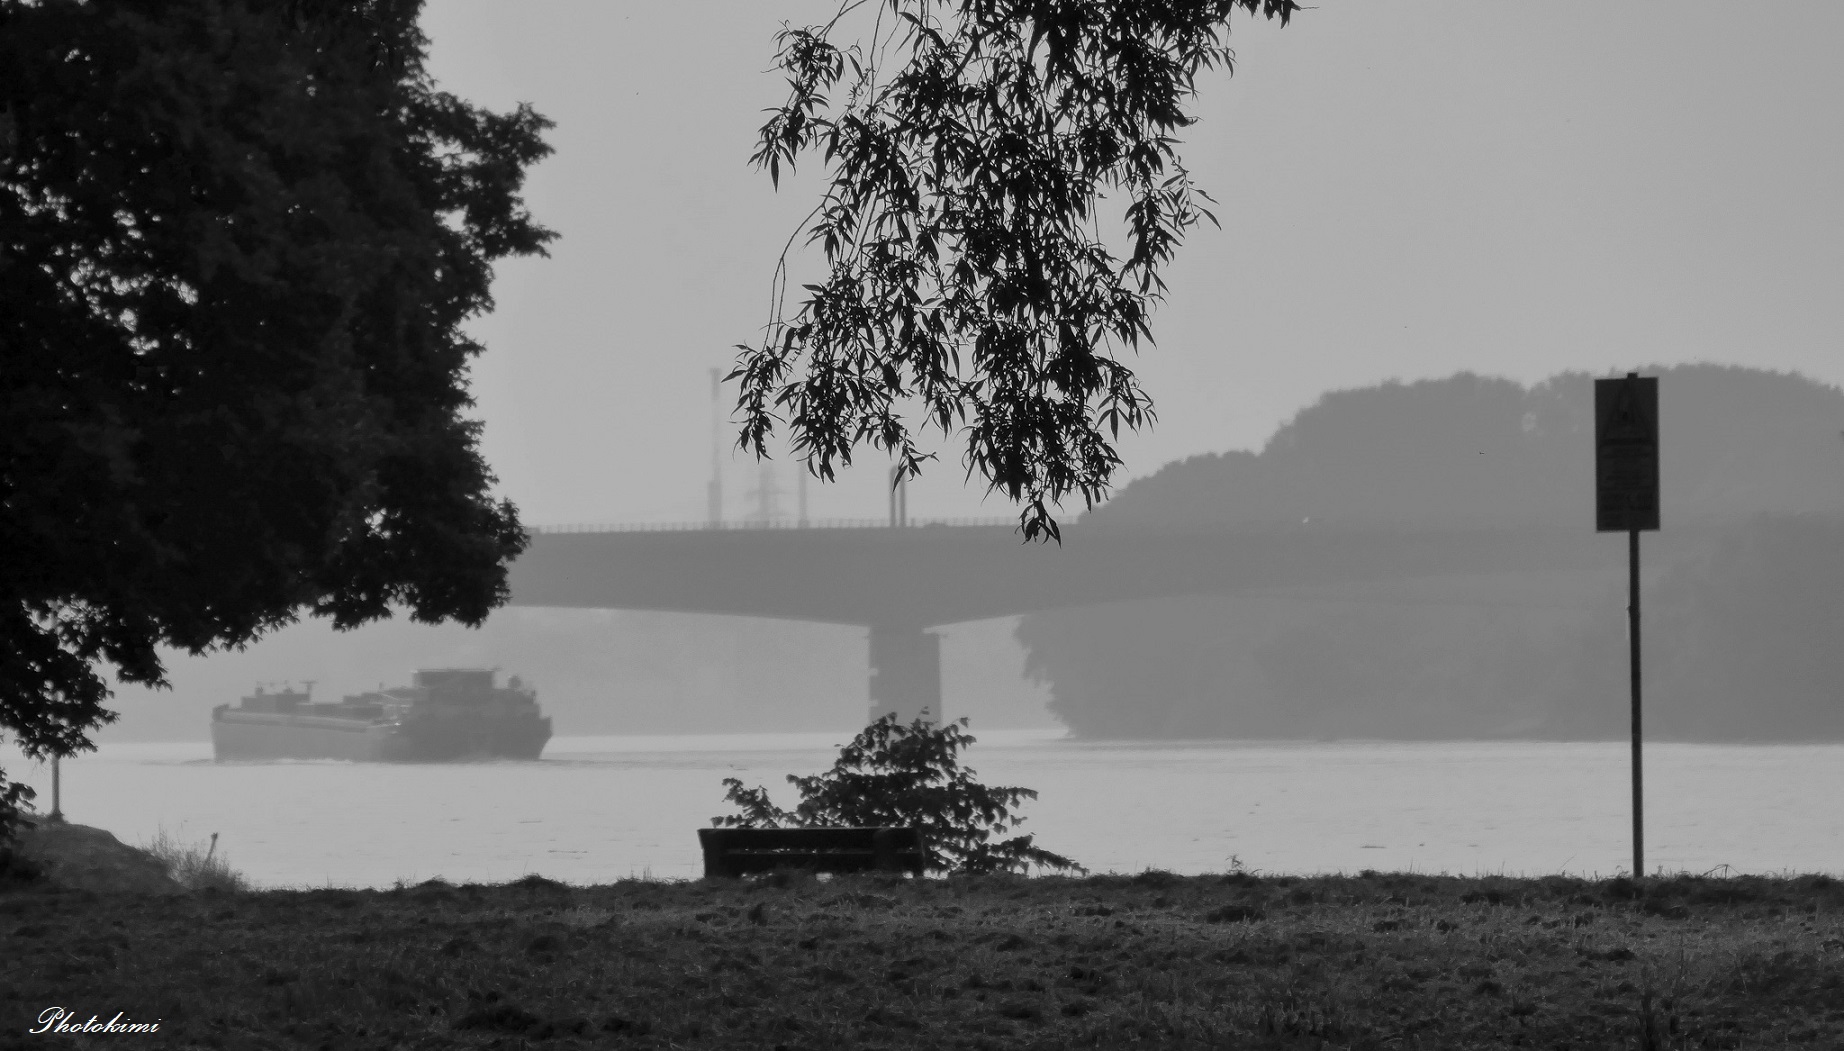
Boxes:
[0,781,41,885]
[0,779,34,850]
[713,715,1083,876]
[144,830,249,892]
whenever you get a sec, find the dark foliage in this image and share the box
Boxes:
[714,714,1083,875]
[0,0,552,839]
[733,0,1298,541]
[0,779,34,876]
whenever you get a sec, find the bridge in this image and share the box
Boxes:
[506,519,1717,725]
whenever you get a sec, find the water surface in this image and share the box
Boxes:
[13,733,1841,889]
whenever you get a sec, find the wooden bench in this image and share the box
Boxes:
[698,826,926,878]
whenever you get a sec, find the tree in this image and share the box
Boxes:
[733,0,1298,541]
[714,714,1084,875]
[0,0,553,839]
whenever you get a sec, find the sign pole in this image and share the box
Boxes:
[1628,526,1642,878]
[1595,372,1657,880]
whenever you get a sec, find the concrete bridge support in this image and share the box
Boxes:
[868,624,939,727]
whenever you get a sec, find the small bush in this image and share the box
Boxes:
[144,830,249,892]
[0,777,35,856]
[713,715,1083,876]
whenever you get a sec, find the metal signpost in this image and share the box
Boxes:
[1595,373,1659,878]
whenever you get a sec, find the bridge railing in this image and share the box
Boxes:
[528,516,1022,535]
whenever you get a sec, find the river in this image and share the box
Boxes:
[10,733,1842,889]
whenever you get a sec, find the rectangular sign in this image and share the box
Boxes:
[1595,375,1659,532]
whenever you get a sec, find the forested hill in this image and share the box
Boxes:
[1082,365,1844,530]
[1018,366,1844,742]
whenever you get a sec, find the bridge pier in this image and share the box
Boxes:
[867,624,939,727]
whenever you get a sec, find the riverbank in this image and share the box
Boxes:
[4,865,1841,1049]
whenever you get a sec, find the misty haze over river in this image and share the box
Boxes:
[95,365,1844,747]
[22,366,1844,889]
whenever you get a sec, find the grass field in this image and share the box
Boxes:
[3,868,1842,1049]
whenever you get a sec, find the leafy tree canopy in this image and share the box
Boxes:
[714,715,1083,875]
[0,0,552,829]
[733,0,1297,541]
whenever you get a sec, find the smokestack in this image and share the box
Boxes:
[707,367,723,527]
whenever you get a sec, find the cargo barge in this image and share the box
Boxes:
[211,669,551,761]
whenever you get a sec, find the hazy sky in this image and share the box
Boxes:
[420,2,1844,528]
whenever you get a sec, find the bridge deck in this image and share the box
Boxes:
[507,522,1720,628]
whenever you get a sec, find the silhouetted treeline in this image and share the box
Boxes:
[1017,366,1844,741]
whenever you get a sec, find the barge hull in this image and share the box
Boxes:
[210,713,552,762]
[211,714,403,762]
